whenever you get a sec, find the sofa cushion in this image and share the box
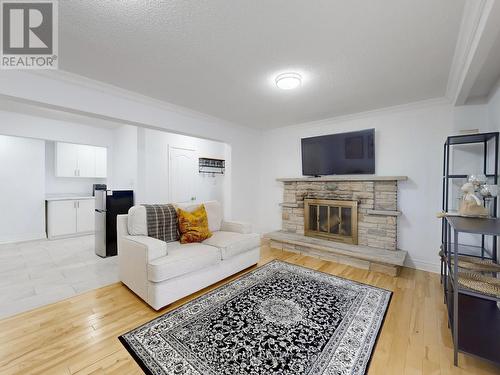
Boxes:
[175,201,223,233]
[124,235,168,261]
[221,220,252,234]
[178,205,212,244]
[142,204,179,243]
[128,205,179,242]
[147,242,220,283]
[127,205,148,236]
[203,231,260,260]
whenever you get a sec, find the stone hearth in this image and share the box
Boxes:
[265,176,408,276]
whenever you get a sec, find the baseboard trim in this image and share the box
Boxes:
[404,259,440,274]
[47,231,95,240]
[0,232,47,245]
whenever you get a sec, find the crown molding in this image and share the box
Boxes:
[446,0,489,102]
[446,0,500,105]
[265,97,451,132]
[26,70,255,133]
[0,92,247,144]
[23,71,453,134]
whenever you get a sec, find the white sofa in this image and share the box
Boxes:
[117,201,261,310]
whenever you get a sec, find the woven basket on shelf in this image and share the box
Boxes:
[458,272,500,298]
[438,250,500,273]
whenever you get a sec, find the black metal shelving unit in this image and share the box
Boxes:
[441,132,500,366]
[443,217,500,366]
[441,132,499,268]
[442,132,499,212]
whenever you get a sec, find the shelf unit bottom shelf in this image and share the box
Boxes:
[443,243,495,260]
[447,289,500,364]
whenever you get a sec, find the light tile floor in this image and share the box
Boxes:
[0,235,118,319]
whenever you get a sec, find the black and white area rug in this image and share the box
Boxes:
[119,260,392,375]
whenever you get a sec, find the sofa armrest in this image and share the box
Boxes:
[118,235,167,303]
[124,235,168,261]
[220,220,252,234]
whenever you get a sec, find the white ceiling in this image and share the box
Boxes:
[59,0,465,129]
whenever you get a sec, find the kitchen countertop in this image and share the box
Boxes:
[45,195,95,201]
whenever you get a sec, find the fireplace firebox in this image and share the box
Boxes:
[304,199,358,245]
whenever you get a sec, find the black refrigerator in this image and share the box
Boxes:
[95,190,134,257]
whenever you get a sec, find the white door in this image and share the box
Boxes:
[77,145,96,177]
[169,147,197,203]
[94,147,107,178]
[55,143,78,177]
[76,199,95,233]
[47,200,77,237]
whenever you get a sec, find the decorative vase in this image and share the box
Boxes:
[484,197,496,218]
[458,199,489,217]
[468,174,488,186]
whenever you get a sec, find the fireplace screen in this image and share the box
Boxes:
[304,199,358,244]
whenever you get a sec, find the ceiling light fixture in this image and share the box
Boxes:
[275,72,302,90]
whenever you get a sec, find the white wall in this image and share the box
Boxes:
[0,135,46,243]
[488,84,500,130]
[0,111,116,243]
[0,109,115,182]
[2,72,494,269]
[109,125,138,191]
[0,108,232,242]
[136,128,229,213]
[0,110,115,148]
[45,141,106,196]
[107,126,229,211]
[0,72,261,224]
[257,101,491,272]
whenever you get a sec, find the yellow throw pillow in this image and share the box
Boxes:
[177,204,213,244]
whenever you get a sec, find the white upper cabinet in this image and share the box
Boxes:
[94,147,107,178]
[55,142,79,177]
[76,145,96,177]
[55,142,107,178]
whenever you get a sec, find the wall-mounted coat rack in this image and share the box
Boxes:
[199,158,225,176]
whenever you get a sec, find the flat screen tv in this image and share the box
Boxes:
[301,129,375,176]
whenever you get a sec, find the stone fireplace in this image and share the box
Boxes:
[265,176,408,276]
[304,199,358,244]
[280,177,405,250]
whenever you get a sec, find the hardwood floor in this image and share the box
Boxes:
[0,246,498,375]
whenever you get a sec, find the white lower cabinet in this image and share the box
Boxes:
[76,199,95,233]
[47,200,77,237]
[47,199,95,239]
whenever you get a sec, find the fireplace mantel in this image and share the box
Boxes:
[277,175,408,182]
